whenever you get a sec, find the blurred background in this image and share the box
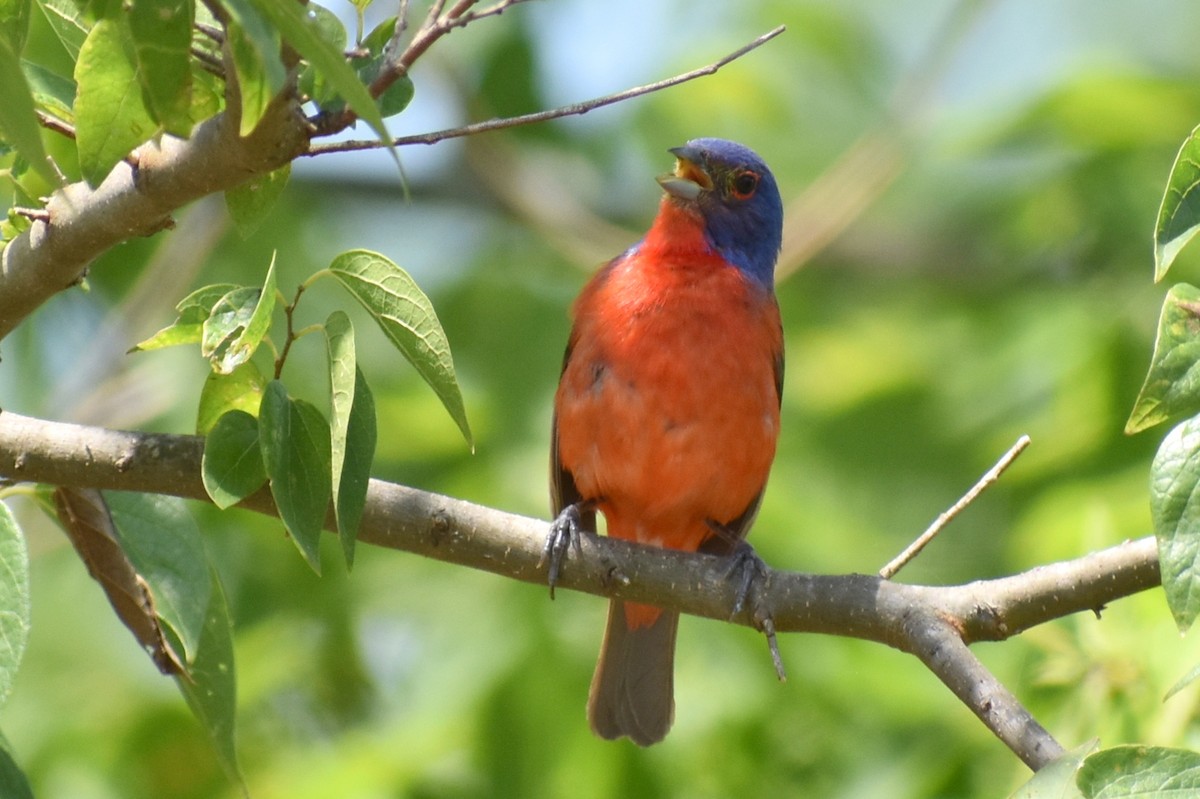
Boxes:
[5,0,1200,796]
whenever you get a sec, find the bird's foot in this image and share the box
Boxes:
[541,502,589,599]
[722,539,787,682]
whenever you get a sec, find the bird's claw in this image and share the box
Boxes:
[542,503,587,599]
[722,539,787,681]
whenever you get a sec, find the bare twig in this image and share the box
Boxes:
[11,207,50,223]
[880,434,1031,579]
[35,110,75,140]
[0,410,1162,770]
[307,25,788,155]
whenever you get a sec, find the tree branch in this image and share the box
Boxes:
[305,25,788,155]
[0,409,1161,769]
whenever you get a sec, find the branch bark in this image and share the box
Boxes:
[0,409,1161,769]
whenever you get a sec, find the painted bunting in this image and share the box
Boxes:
[549,138,784,745]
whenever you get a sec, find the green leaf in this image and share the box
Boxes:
[248,0,394,153]
[225,163,290,237]
[1166,661,1200,701]
[325,311,375,568]
[0,731,32,799]
[74,18,157,187]
[1151,414,1200,632]
[106,492,210,664]
[1157,125,1200,281]
[0,36,59,185]
[217,254,276,374]
[0,502,30,710]
[201,277,275,374]
[203,410,267,509]
[224,1,285,137]
[127,0,194,136]
[1009,741,1096,798]
[196,360,268,435]
[1077,746,1200,797]
[34,0,88,61]
[329,249,472,448]
[295,3,347,107]
[23,59,76,124]
[345,16,412,119]
[0,0,30,53]
[259,381,332,573]
[133,282,241,352]
[1126,284,1200,434]
[175,569,243,787]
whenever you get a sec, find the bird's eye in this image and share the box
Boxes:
[731,171,759,200]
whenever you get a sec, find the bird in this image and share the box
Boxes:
[549,137,785,746]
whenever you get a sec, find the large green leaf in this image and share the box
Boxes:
[329,249,472,448]
[0,731,32,799]
[0,36,58,185]
[1077,746,1200,797]
[1151,414,1200,632]
[325,311,375,568]
[248,0,393,151]
[259,380,332,573]
[0,503,30,711]
[106,492,210,664]
[1126,283,1200,434]
[202,410,267,509]
[126,0,193,136]
[225,163,290,237]
[33,0,87,61]
[1156,125,1200,281]
[74,18,157,186]
[133,282,241,352]
[175,569,242,787]
[196,360,268,435]
[223,0,286,137]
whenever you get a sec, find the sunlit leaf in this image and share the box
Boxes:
[106,492,210,664]
[1008,740,1095,798]
[329,249,472,448]
[1077,745,1200,797]
[34,0,87,61]
[23,59,75,124]
[1165,661,1200,701]
[203,410,267,509]
[0,36,59,185]
[325,311,375,568]
[201,286,260,370]
[52,487,186,675]
[133,282,241,352]
[175,569,243,787]
[1156,125,1200,281]
[259,380,332,573]
[0,731,32,799]
[196,361,268,435]
[224,0,285,137]
[127,0,193,136]
[1150,414,1200,632]
[0,503,30,710]
[295,3,346,107]
[248,0,393,153]
[213,254,276,374]
[225,163,290,237]
[74,18,156,186]
[1126,284,1200,434]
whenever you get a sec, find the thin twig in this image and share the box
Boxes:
[306,25,788,156]
[35,110,76,140]
[880,434,1031,579]
[12,207,50,223]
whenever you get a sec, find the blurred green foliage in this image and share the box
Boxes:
[5,1,1200,797]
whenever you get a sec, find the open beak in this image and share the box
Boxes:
[656,145,713,201]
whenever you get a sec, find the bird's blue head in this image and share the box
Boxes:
[656,138,783,289]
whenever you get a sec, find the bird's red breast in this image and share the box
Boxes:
[554,197,783,628]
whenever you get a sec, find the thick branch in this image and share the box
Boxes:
[0,99,308,341]
[0,410,1161,769]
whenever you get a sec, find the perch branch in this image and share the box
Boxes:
[0,409,1161,770]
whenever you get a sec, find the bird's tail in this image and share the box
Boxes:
[587,600,679,746]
